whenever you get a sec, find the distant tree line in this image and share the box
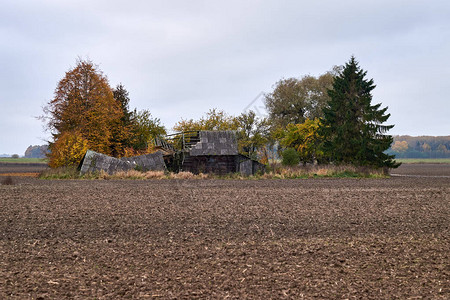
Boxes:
[42,56,399,170]
[24,145,49,158]
[387,136,450,158]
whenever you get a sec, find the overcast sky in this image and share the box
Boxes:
[1,0,449,155]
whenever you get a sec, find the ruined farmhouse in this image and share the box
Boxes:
[79,130,264,176]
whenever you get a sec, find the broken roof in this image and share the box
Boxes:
[189,131,238,156]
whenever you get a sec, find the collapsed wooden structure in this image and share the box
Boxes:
[160,131,265,176]
[79,131,264,176]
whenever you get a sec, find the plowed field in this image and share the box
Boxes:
[1,164,449,299]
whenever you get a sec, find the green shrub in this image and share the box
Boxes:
[282,148,300,166]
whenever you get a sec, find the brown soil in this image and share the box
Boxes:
[0,163,48,175]
[1,165,449,299]
[392,163,450,177]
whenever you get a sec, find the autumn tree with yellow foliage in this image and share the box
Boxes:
[43,59,134,167]
[173,108,238,132]
[391,140,409,153]
[280,118,324,165]
[48,131,88,168]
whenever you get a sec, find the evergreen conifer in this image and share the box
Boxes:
[320,57,399,168]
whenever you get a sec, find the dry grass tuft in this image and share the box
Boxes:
[109,170,145,179]
[97,170,109,179]
[144,171,166,179]
[196,173,210,179]
[314,168,330,176]
[170,171,196,179]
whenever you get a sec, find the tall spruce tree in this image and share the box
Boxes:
[113,84,134,126]
[320,56,399,168]
[110,84,136,156]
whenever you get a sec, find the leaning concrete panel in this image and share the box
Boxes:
[80,150,133,174]
[122,152,166,171]
[80,150,166,174]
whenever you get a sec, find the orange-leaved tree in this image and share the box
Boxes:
[43,59,130,167]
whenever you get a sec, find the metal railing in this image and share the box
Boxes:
[164,131,200,152]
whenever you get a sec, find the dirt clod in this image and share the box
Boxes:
[1,176,14,185]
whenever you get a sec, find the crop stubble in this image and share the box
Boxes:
[0,164,449,299]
